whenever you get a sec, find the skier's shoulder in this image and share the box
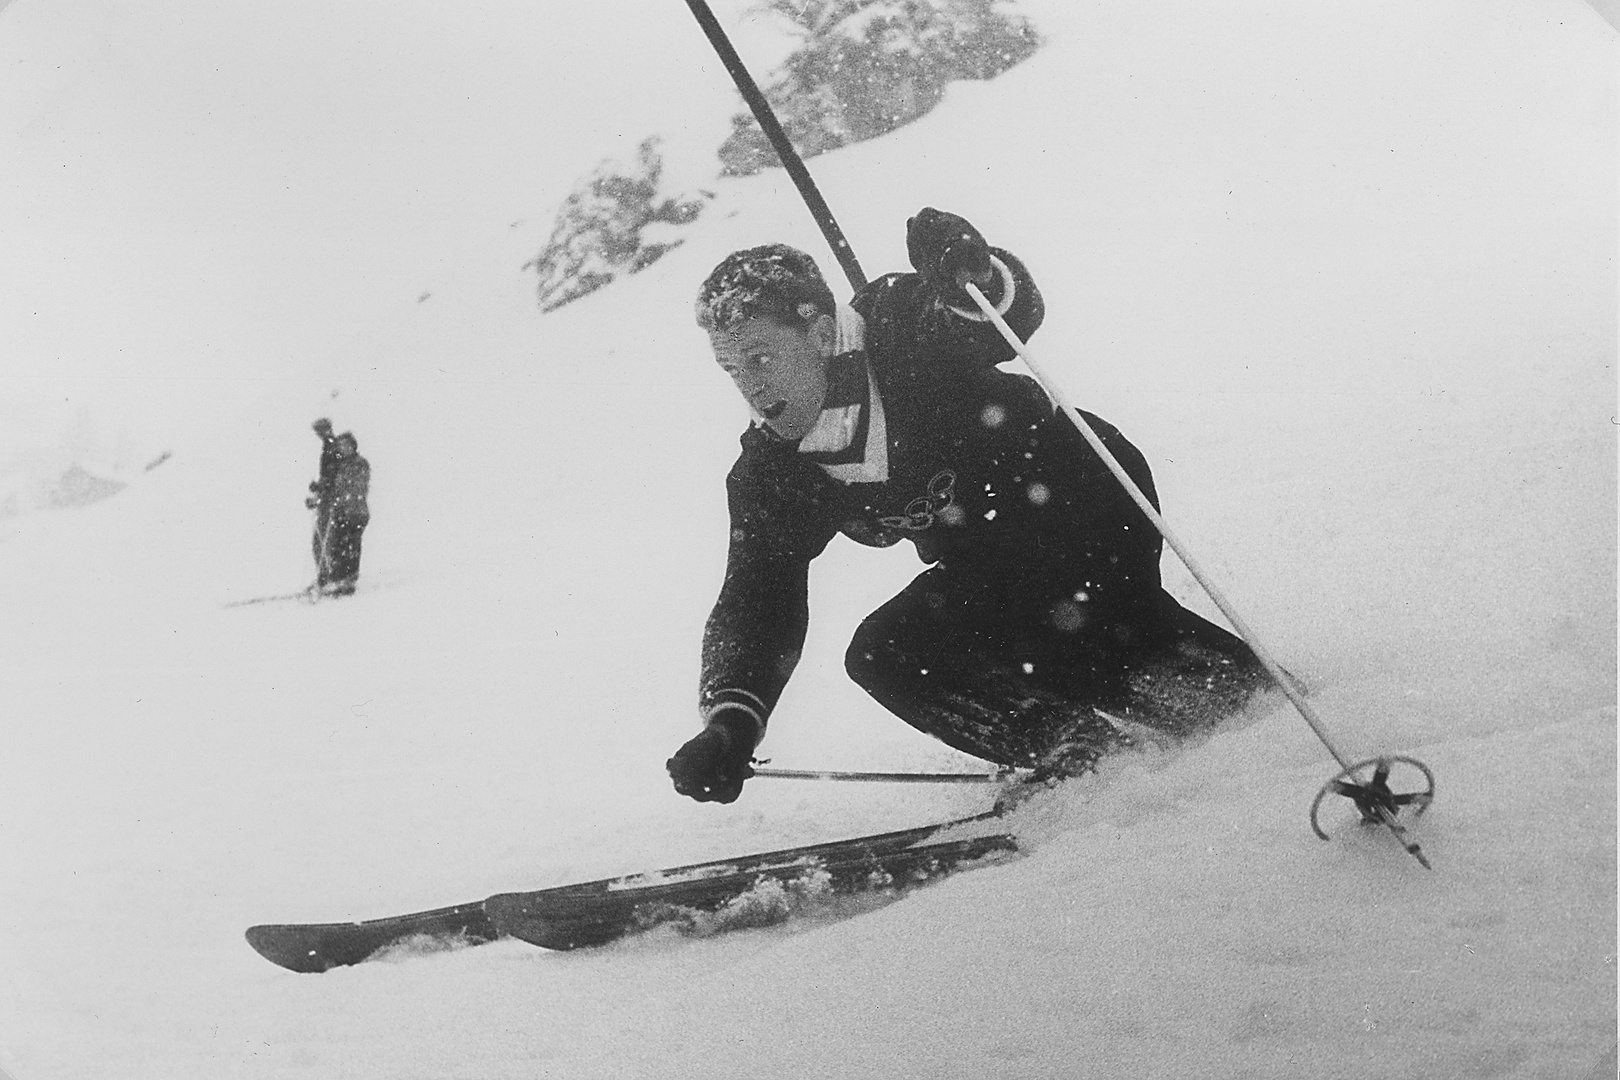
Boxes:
[851,271,926,328]
[724,426,840,547]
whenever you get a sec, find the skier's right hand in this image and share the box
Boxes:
[667,709,757,804]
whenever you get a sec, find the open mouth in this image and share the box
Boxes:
[760,400,788,421]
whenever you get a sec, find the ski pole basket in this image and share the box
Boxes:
[1310,756,1436,867]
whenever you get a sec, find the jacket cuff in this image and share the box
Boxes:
[944,253,1016,322]
[700,688,768,747]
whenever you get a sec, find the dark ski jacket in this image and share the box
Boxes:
[699,251,1167,726]
[311,441,371,528]
[329,455,371,526]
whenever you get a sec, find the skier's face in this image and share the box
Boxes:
[709,315,834,441]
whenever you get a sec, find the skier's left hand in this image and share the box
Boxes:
[906,207,995,305]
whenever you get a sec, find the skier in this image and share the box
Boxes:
[666,208,1271,803]
[306,419,338,577]
[305,420,371,597]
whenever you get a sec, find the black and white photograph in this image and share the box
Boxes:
[1,1,1614,1076]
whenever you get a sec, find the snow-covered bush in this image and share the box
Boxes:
[717,0,1041,176]
[526,137,712,313]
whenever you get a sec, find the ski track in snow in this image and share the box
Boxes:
[0,0,1613,1077]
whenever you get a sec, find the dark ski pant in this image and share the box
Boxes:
[314,515,367,594]
[844,564,1268,771]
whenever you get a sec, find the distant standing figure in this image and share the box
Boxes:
[305,419,371,596]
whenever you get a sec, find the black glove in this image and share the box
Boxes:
[666,709,758,804]
[906,207,995,305]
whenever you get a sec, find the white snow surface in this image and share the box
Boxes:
[1,1,1614,1077]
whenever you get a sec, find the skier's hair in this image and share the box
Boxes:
[695,244,836,334]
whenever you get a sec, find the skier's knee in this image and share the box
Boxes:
[846,614,909,692]
[844,632,881,690]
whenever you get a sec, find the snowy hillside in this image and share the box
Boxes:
[0,1,1614,1078]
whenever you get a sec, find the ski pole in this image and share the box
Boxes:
[680,0,867,292]
[752,766,1022,784]
[962,282,1433,868]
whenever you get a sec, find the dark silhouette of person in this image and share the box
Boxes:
[306,419,371,597]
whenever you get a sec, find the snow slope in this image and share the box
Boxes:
[0,1,1613,1077]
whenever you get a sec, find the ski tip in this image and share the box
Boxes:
[244,903,501,972]
[245,924,348,974]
